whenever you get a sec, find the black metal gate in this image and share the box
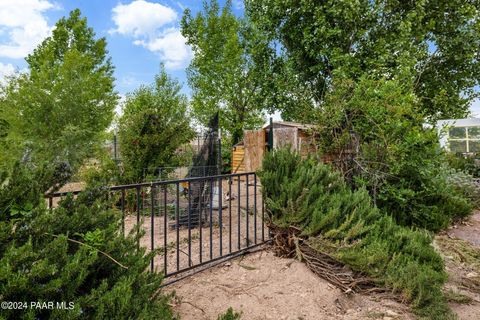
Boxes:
[47,172,270,285]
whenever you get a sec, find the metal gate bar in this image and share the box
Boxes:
[46,172,270,283]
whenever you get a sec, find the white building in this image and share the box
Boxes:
[436,118,480,153]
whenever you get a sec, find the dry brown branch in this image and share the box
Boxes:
[267,225,400,301]
[44,233,128,269]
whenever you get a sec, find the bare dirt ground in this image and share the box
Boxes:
[167,249,413,320]
[165,211,480,320]
[437,210,480,319]
[448,211,480,247]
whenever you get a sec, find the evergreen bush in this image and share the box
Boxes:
[0,177,173,319]
[260,149,453,319]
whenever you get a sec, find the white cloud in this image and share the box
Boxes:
[134,28,191,69]
[115,94,126,117]
[0,0,55,59]
[0,62,15,77]
[0,62,15,84]
[111,0,191,70]
[119,75,142,88]
[111,0,177,37]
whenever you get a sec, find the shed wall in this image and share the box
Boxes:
[231,145,246,173]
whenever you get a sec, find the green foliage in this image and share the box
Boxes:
[217,307,242,320]
[118,66,195,183]
[221,143,232,174]
[316,77,473,231]
[0,160,73,221]
[445,153,480,178]
[260,149,453,319]
[0,9,117,180]
[445,168,480,209]
[181,0,270,144]
[74,136,123,188]
[0,184,173,320]
[0,10,172,319]
[246,0,480,121]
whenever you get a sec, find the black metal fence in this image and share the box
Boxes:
[142,165,220,182]
[47,172,269,284]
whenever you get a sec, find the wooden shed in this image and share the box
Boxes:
[231,121,317,173]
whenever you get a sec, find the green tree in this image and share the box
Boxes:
[182,0,271,144]
[0,9,117,183]
[0,9,117,218]
[0,10,173,319]
[246,0,480,121]
[118,67,195,183]
[316,76,473,231]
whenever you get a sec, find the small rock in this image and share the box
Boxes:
[385,310,399,317]
[224,261,231,267]
[383,317,393,320]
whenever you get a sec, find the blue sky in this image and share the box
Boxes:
[0,0,244,97]
[0,0,478,117]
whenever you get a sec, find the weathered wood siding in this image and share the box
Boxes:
[232,124,318,173]
[273,127,298,151]
[298,130,317,159]
[244,130,266,172]
[231,145,246,173]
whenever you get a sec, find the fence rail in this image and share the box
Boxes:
[47,172,270,284]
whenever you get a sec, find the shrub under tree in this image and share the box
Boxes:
[316,77,473,232]
[260,148,453,319]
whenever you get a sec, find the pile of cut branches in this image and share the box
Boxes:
[269,224,383,295]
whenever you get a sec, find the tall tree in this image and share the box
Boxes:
[118,67,194,183]
[0,11,175,319]
[0,9,117,182]
[181,0,271,144]
[245,0,480,121]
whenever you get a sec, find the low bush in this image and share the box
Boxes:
[445,153,480,178]
[0,174,173,319]
[260,149,453,319]
[217,307,242,320]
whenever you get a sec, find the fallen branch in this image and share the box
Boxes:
[268,224,398,300]
[44,233,128,269]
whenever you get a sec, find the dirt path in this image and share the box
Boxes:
[124,184,266,275]
[448,211,480,247]
[437,210,480,319]
[168,249,413,320]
